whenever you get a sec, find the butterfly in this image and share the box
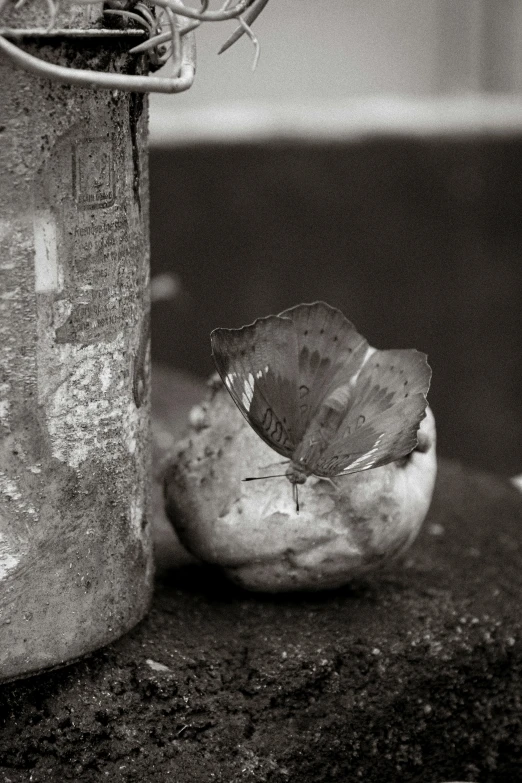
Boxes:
[211,302,431,510]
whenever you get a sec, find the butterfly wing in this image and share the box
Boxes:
[211,315,300,458]
[212,302,431,477]
[309,348,432,476]
[278,302,369,442]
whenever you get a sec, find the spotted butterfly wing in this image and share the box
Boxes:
[310,348,431,476]
[211,313,299,457]
[278,302,369,444]
[211,302,431,477]
[211,302,369,459]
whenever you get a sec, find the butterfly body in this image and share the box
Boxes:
[285,462,309,486]
[211,302,431,490]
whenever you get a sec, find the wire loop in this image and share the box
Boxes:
[0,0,270,92]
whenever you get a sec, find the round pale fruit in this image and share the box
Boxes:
[164,382,437,592]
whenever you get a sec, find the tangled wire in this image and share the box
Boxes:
[0,0,270,93]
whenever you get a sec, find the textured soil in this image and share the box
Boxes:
[1,368,522,783]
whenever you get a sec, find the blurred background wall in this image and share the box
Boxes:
[148,0,522,476]
[150,0,522,135]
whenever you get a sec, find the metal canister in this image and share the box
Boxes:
[0,15,154,681]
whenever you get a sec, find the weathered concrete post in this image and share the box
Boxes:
[0,4,155,681]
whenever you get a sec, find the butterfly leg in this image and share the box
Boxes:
[317,476,340,492]
[259,460,290,470]
[292,482,300,514]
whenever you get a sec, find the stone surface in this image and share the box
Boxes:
[0,366,521,782]
[164,382,438,592]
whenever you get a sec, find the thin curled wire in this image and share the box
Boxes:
[0,0,271,93]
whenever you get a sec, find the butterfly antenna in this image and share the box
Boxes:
[242,473,287,481]
[259,460,289,469]
[295,483,300,514]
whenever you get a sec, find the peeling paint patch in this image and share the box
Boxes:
[0,475,22,502]
[100,363,112,393]
[0,533,20,580]
[129,493,143,536]
[0,288,20,300]
[125,398,142,457]
[0,399,9,423]
[41,337,144,469]
[34,210,60,293]
[0,219,12,245]
[0,471,39,525]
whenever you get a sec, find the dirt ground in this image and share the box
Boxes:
[1,368,521,783]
